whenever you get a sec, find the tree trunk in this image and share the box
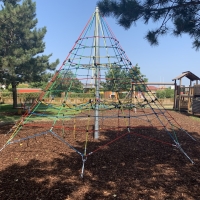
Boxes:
[12,82,17,108]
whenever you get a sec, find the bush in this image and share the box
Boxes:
[165,88,174,98]
[0,92,40,101]
[119,93,127,99]
[156,88,174,99]
[0,92,12,98]
[156,90,166,99]
[69,93,94,98]
[18,93,40,101]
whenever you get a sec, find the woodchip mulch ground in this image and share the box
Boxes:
[0,110,200,200]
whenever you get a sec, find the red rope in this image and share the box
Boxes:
[130,132,173,146]
[57,14,93,71]
[24,123,168,132]
[86,130,173,157]
[12,13,95,129]
[103,17,131,63]
[86,132,129,156]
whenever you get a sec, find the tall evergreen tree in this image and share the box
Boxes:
[97,0,200,50]
[29,73,53,90]
[0,0,20,5]
[0,0,59,108]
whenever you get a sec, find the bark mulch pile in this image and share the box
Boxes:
[0,110,200,200]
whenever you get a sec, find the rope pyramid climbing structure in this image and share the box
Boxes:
[0,7,196,177]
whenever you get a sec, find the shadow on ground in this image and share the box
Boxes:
[0,124,200,200]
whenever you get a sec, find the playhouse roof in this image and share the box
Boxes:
[172,71,200,81]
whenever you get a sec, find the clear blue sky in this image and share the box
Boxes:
[34,0,199,86]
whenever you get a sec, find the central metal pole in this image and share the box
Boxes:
[94,7,100,139]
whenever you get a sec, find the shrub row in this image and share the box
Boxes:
[0,92,40,99]
[156,89,174,99]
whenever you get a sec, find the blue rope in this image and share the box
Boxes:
[8,131,50,144]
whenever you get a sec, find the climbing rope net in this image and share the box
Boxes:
[0,7,196,177]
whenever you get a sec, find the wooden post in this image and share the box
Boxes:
[133,84,136,113]
[173,80,177,110]
[188,80,192,112]
[130,83,133,103]
[178,78,182,111]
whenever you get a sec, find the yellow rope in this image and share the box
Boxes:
[84,100,92,156]
[6,119,24,144]
[73,114,76,140]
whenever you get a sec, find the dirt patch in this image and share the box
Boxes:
[0,110,200,199]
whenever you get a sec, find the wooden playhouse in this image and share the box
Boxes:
[172,71,200,114]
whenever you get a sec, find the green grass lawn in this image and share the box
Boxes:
[190,115,200,121]
[0,104,16,112]
[0,103,81,123]
[0,104,20,123]
[1,102,199,124]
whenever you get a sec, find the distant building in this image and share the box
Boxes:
[83,84,96,93]
[17,88,42,93]
[158,86,166,90]
[146,86,158,94]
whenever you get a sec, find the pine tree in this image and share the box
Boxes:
[97,0,200,50]
[0,0,59,108]
[0,0,20,5]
